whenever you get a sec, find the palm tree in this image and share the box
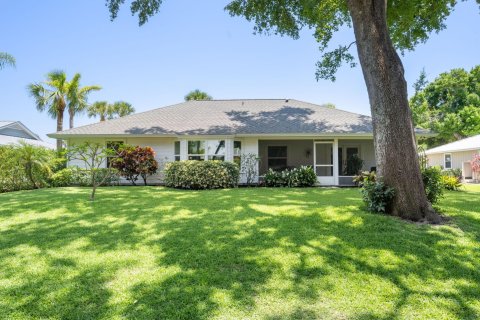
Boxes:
[67,73,101,129]
[112,101,135,117]
[184,89,212,101]
[88,101,110,122]
[0,52,15,70]
[88,101,135,122]
[28,71,69,151]
[16,141,53,189]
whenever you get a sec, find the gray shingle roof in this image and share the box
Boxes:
[49,99,375,137]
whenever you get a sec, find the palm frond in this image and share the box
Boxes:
[0,52,16,69]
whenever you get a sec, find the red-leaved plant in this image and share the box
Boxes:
[472,154,480,181]
[112,145,158,185]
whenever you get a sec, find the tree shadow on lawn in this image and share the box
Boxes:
[0,187,479,319]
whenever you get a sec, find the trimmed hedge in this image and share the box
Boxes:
[50,167,119,187]
[164,160,239,189]
[264,166,317,187]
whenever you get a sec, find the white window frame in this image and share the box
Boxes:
[174,141,181,161]
[444,153,452,169]
[206,140,226,160]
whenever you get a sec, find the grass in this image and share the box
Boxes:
[0,186,479,320]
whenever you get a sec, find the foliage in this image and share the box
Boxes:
[264,166,317,187]
[111,145,158,185]
[88,101,135,121]
[184,89,212,101]
[105,0,467,81]
[410,66,480,146]
[353,170,377,186]
[441,168,462,180]
[66,142,118,200]
[359,180,395,214]
[28,71,100,150]
[440,168,463,191]
[164,160,239,189]
[441,175,462,191]
[239,153,260,186]
[421,166,445,204]
[50,167,76,187]
[345,154,364,176]
[0,52,15,69]
[0,143,56,192]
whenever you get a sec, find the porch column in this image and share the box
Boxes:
[333,138,339,185]
[224,139,234,162]
[180,139,188,160]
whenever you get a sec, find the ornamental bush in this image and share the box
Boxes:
[111,145,158,185]
[164,160,239,189]
[360,180,395,213]
[51,167,119,187]
[421,166,444,204]
[441,175,462,191]
[264,166,317,187]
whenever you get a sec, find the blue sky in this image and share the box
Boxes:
[1,0,479,142]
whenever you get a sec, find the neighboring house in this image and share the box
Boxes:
[425,134,480,179]
[0,121,54,149]
[49,99,432,185]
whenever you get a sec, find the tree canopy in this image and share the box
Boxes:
[103,0,480,222]
[88,101,135,121]
[410,65,480,146]
[105,0,478,81]
[184,89,212,101]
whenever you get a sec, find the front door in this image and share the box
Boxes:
[314,142,335,185]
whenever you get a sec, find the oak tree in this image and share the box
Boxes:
[104,0,480,222]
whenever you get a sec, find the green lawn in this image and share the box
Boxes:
[0,186,479,320]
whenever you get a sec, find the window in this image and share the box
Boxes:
[206,140,225,160]
[106,141,123,167]
[233,141,242,164]
[188,141,205,160]
[268,146,287,170]
[174,141,180,161]
[444,153,452,169]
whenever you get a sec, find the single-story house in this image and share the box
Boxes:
[49,99,431,185]
[0,121,54,149]
[425,134,480,180]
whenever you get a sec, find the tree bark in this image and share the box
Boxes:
[69,108,74,129]
[347,0,441,223]
[56,108,64,152]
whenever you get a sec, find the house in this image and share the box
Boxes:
[0,121,54,149]
[49,99,431,185]
[425,134,480,180]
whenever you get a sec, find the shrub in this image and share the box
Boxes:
[441,175,462,191]
[164,160,239,189]
[353,170,376,186]
[422,166,444,204]
[264,166,317,187]
[360,180,395,213]
[441,168,462,180]
[50,168,75,187]
[0,143,55,192]
[111,145,158,185]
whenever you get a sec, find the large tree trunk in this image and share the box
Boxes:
[56,109,64,152]
[347,0,441,223]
